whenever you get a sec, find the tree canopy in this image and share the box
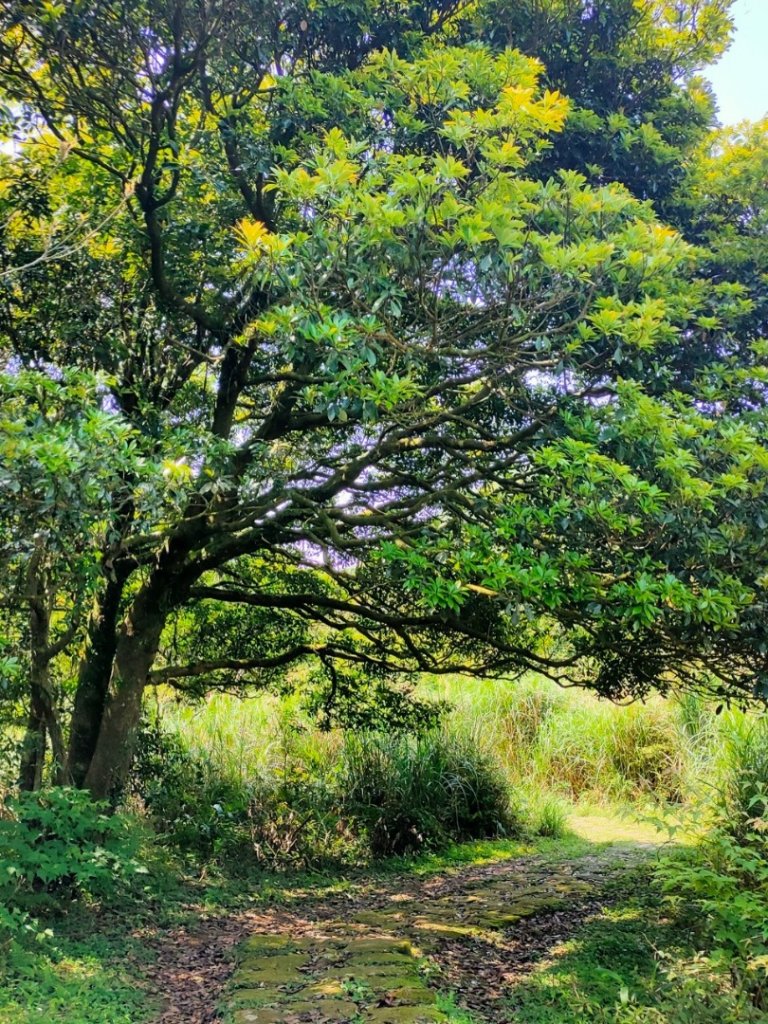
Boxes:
[0,0,766,798]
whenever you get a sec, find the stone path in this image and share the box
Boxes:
[230,933,441,1024]
[224,829,653,1024]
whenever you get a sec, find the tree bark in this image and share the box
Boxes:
[83,581,170,800]
[18,550,68,789]
[67,575,127,787]
[18,698,46,792]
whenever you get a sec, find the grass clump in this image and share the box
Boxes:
[339,729,519,856]
[526,792,569,839]
[715,713,768,838]
[130,703,520,867]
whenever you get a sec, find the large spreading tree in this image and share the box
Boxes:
[1,0,766,798]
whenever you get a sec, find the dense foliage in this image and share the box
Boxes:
[0,0,766,797]
[0,787,144,946]
[657,717,768,1012]
[129,710,518,864]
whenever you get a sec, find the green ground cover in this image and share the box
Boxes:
[2,680,767,1024]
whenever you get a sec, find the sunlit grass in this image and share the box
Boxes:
[503,872,764,1024]
[568,813,667,846]
[0,941,151,1024]
[158,673,737,830]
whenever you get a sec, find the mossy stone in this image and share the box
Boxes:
[516,897,563,915]
[235,966,306,986]
[232,1010,282,1024]
[344,973,421,992]
[353,911,403,928]
[382,987,438,1006]
[410,918,478,939]
[345,938,414,955]
[241,934,297,954]
[239,953,309,972]
[281,998,359,1018]
[476,911,523,928]
[344,962,418,978]
[347,952,415,967]
[229,987,286,1008]
[233,998,359,1022]
[365,1006,445,1024]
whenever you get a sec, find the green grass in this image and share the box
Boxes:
[503,871,765,1024]
[436,991,484,1024]
[3,679,763,1023]
[0,927,153,1024]
[157,689,337,783]
[505,879,665,1024]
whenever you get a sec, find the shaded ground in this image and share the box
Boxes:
[145,817,663,1024]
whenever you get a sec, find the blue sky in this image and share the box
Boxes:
[706,0,768,124]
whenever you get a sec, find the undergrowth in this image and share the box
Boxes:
[505,872,766,1024]
[132,676,743,869]
[129,713,522,865]
[2,678,766,1024]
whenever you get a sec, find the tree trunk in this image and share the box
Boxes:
[19,551,67,788]
[83,585,168,800]
[44,692,67,786]
[67,576,127,787]
[20,690,68,789]
[18,698,46,792]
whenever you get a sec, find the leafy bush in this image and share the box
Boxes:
[130,717,254,859]
[0,788,145,946]
[656,717,768,1010]
[339,729,519,856]
[657,829,768,1009]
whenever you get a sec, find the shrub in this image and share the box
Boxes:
[339,729,519,856]
[130,716,254,859]
[132,713,360,868]
[656,716,768,1010]
[246,779,364,870]
[133,704,520,864]
[657,828,768,1009]
[0,788,145,946]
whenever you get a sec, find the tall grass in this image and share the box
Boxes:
[151,690,331,782]
[419,675,727,807]
[339,729,517,855]
[706,711,768,837]
[135,690,519,864]
[144,675,759,866]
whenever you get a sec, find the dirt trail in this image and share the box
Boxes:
[148,816,662,1024]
